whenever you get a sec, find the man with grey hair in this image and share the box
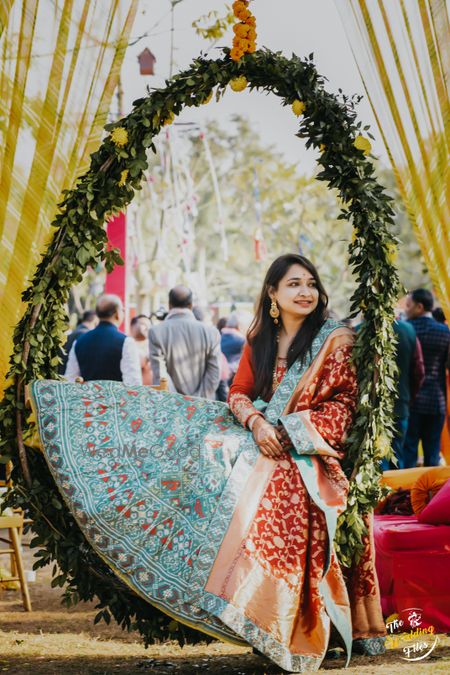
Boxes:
[65,294,142,385]
[148,285,221,399]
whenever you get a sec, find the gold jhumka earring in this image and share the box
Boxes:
[269,300,280,325]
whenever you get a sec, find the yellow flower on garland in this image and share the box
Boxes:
[202,91,213,105]
[111,127,128,147]
[387,242,398,265]
[374,433,391,458]
[319,143,326,152]
[230,75,248,92]
[354,134,372,155]
[118,170,129,187]
[292,100,306,117]
[163,112,175,126]
[351,228,359,244]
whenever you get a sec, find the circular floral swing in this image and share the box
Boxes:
[0,45,400,643]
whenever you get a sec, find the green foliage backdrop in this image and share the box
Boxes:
[0,48,400,643]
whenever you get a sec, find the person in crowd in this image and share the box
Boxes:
[382,319,425,469]
[216,316,228,333]
[130,314,152,385]
[64,294,142,385]
[192,306,205,322]
[403,289,450,467]
[432,307,450,463]
[33,254,386,672]
[193,307,229,401]
[221,312,246,383]
[215,354,231,402]
[215,316,231,402]
[59,309,98,374]
[148,285,221,399]
[432,307,446,323]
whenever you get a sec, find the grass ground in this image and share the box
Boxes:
[0,540,449,674]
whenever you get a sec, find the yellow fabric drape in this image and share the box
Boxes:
[0,1,14,37]
[336,0,450,317]
[0,0,138,390]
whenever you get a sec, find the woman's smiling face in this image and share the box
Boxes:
[269,264,319,320]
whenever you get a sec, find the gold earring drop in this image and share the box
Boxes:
[269,300,280,325]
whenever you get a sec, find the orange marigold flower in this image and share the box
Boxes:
[245,15,256,25]
[232,1,247,13]
[236,8,251,21]
[247,28,256,41]
[230,47,244,61]
[236,38,250,51]
[247,43,256,53]
[233,23,250,37]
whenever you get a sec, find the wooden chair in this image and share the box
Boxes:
[0,462,32,611]
[150,376,169,391]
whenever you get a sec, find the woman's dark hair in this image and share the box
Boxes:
[248,254,329,401]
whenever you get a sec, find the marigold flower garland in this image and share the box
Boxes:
[231,0,257,61]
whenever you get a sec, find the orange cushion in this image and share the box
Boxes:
[418,479,450,524]
[410,467,450,515]
[381,467,431,491]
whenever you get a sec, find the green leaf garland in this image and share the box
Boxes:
[0,47,400,641]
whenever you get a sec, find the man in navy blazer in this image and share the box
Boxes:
[65,294,142,385]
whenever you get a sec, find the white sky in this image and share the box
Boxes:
[120,0,388,173]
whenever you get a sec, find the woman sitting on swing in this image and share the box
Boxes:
[32,253,385,673]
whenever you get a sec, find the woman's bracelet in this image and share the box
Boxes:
[247,413,264,431]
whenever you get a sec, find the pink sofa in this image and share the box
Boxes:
[374,513,450,632]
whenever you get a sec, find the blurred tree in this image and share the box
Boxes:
[75,116,429,322]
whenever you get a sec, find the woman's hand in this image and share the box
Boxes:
[252,417,284,459]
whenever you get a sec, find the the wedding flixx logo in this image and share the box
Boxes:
[385,608,439,661]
